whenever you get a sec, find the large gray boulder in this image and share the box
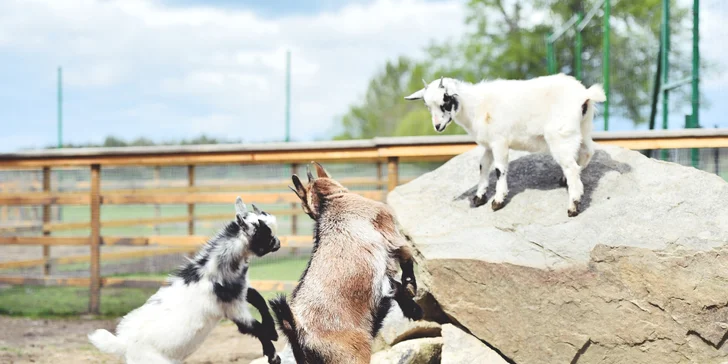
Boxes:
[388,145,728,364]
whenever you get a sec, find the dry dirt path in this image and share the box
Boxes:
[0,315,284,364]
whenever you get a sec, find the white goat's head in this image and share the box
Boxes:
[404,76,460,133]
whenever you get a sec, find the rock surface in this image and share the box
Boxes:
[380,306,442,347]
[370,337,443,364]
[388,145,728,364]
[441,324,508,364]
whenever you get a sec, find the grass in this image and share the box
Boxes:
[0,286,159,318]
[110,256,309,282]
[0,258,307,319]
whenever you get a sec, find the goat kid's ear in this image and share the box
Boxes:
[312,161,330,178]
[252,204,262,215]
[234,196,247,216]
[404,88,425,101]
[290,175,306,200]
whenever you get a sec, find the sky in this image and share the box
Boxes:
[0,0,726,152]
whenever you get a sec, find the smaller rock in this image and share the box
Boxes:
[375,304,442,351]
[441,324,508,364]
[370,337,443,364]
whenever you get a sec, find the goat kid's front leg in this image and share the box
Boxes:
[490,142,510,211]
[235,318,281,364]
[471,147,493,208]
[391,279,423,321]
[397,245,417,297]
[246,288,278,341]
[232,289,280,364]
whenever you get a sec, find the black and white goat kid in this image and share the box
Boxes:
[88,197,282,364]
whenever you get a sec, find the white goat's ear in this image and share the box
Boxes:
[235,196,247,216]
[404,88,425,100]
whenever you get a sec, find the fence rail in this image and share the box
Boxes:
[1,130,727,314]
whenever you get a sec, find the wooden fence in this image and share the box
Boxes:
[1,130,727,314]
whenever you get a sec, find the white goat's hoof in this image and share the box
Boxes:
[568,201,580,217]
[491,199,505,211]
[471,194,488,208]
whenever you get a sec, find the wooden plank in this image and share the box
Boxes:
[0,192,89,205]
[0,236,89,245]
[596,137,728,150]
[0,276,297,291]
[89,164,101,314]
[40,209,308,232]
[0,247,195,270]
[1,131,727,169]
[101,190,384,205]
[187,165,195,235]
[99,177,389,195]
[0,222,40,233]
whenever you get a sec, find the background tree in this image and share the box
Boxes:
[337,0,702,139]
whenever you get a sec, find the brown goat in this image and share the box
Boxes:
[269,162,421,364]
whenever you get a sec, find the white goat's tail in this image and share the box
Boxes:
[586,84,607,103]
[88,329,126,357]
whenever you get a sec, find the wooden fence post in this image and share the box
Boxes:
[187,165,195,235]
[153,166,161,235]
[387,157,399,192]
[89,164,101,315]
[290,163,298,236]
[376,161,383,191]
[42,167,51,276]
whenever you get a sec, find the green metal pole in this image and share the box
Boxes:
[602,0,610,131]
[575,12,583,81]
[546,34,554,74]
[691,0,699,128]
[691,0,700,168]
[661,0,670,160]
[57,67,63,148]
[285,50,291,143]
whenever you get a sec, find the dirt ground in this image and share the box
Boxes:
[0,315,286,364]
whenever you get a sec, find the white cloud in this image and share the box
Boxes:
[0,0,466,144]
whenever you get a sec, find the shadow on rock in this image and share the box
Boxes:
[456,150,633,214]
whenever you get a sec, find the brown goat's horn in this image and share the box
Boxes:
[306,165,314,183]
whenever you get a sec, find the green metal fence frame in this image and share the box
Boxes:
[546,0,701,168]
[546,0,610,130]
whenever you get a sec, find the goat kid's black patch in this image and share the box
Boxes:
[441,94,458,112]
[495,168,502,179]
[176,263,201,285]
[582,100,588,115]
[214,280,244,303]
[250,220,274,256]
[213,268,249,303]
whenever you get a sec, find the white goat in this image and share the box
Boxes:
[404,73,606,217]
[88,197,282,364]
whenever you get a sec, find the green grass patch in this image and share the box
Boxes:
[0,285,293,320]
[0,258,307,319]
[107,257,309,282]
[0,286,158,318]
